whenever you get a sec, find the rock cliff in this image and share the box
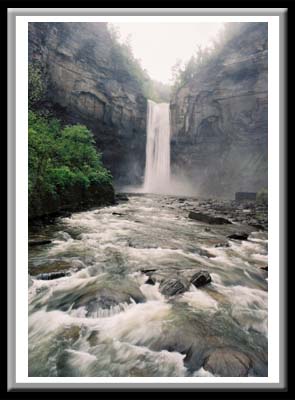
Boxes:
[28,22,147,185]
[170,23,268,198]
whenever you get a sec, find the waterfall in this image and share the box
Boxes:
[143,99,171,193]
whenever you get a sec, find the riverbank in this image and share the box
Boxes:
[29,182,115,227]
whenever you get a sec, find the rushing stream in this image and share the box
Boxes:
[28,194,268,377]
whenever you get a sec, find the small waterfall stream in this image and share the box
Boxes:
[144,100,171,193]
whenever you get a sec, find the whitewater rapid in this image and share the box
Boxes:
[28,194,268,377]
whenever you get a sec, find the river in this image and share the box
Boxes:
[28,193,268,377]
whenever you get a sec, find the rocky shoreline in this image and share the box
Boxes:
[180,197,268,231]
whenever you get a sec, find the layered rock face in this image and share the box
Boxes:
[29,22,147,185]
[170,23,268,198]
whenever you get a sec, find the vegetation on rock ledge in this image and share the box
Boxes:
[28,111,113,218]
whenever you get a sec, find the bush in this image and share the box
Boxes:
[28,111,113,211]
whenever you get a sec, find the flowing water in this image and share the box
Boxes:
[144,100,171,193]
[28,194,268,377]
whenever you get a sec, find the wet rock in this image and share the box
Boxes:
[196,249,216,258]
[145,276,156,285]
[29,260,74,276]
[35,271,69,280]
[190,270,212,288]
[116,193,129,202]
[87,331,98,346]
[203,349,251,377]
[29,239,52,246]
[215,242,230,248]
[260,265,268,271]
[112,212,126,216]
[61,326,80,343]
[188,211,232,225]
[159,278,189,296]
[227,232,249,241]
[95,295,124,309]
[140,268,157,275]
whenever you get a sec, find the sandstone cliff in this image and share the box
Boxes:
[170,23,268,198]
[28,22,147,185]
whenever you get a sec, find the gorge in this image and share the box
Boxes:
[28,21,268,378]
[29,21,267,201]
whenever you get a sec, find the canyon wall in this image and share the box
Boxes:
[170,23,268,198]
[29,22,147,185]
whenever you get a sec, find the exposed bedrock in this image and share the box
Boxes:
[170,23,268,198]
[28,22,147,185]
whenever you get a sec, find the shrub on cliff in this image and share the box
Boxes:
[28,111,113,215]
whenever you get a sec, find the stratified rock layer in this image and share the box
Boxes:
[170,23,268,197]
[29,22,147,185]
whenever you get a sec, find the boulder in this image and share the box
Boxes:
[159,278,189,296]
[35,271,69,280]
[190,270,212,288]
[188,211,232,225]
[145,276,156,285]
[227,232,249,241]
[203,349,251,377]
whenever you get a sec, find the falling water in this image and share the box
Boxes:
[144,100,171,193]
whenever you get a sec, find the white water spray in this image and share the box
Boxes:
[143,100,171,193]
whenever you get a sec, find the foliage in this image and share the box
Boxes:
[28,111,112,208]
[28,62,46,107]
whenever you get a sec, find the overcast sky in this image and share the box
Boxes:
[110,23,224,84]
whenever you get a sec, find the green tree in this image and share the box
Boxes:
[28,111,112,212]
